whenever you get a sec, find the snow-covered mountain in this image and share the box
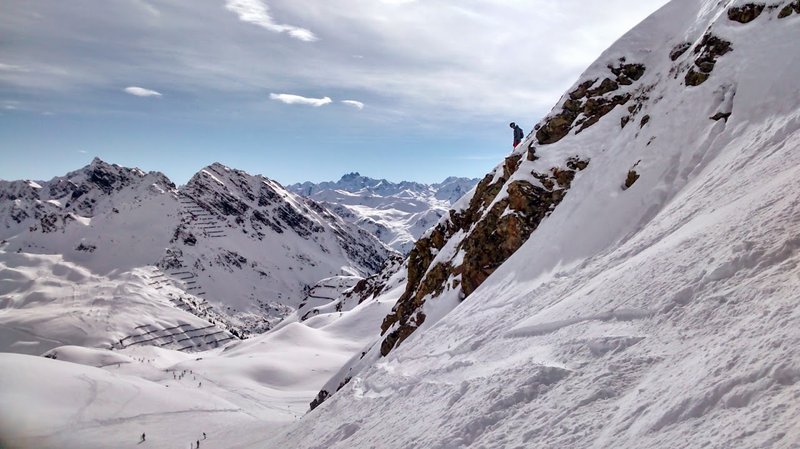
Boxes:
[289,173,479,254]
[0,159,393,353]
[2,0,800,448]
[268,0,800,447]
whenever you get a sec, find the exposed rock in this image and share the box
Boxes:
[623,161,642,190]
[565,156,590,171]
[337,255,404,311]
[309,390,330,411]
[536,111,580,145]
[685,34,732,86]
[609,62,646,85]
[569,79,597,100]
[685,69,710,86]
[640,115,651,128]
[727,3,766,23]
[624,170,641,189]
[526,146,539,162]
[587,78,620,97]
[378,155,590,356]
[778,1,800,18]
[710,112,732,121]
[75,243,96,253]
[670,42,692,61]
[576,94,632,133]
[536,61,645,144]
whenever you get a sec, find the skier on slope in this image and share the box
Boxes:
[509,122,524,148]
[140,432,146,442]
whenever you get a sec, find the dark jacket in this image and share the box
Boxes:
[513,125,524,147]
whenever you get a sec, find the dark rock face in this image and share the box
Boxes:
[378,155,590,357]
[624,170,641,189]
[309,390,330,411]
[536,61,645,145]
[670,42,692,61]
[182,163,392,275]
[339,255,404,310]
[309,376,352,411]
[710,112,732,121]
[778,0,800,18]
[728,3,766,23]
[685,34,732,86]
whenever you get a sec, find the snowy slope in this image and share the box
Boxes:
[3,0,800,448]
[0,262,405,449]
[260,0,800,447]
[290,173,478,254]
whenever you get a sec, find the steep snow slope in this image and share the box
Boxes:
[289,173,478,253]
[263,0,800,447]
[171,163,393,329]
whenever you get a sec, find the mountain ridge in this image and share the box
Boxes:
[288,173,479,253]
[0,158,394,346]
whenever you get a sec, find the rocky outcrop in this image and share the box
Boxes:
[338,255,405,311]
[378,155,589,356]
[670,42,692,61]
[685,34,732,86]
[183,163,391,274]
[535,60,645,145]
[727,3,765,23]
[0,158,176,237]
[778,0,800,18]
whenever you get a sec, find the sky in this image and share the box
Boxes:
[0,0,670,185]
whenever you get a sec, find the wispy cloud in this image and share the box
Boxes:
[225,0,317,42]
[270,93,331,107]
[124,86,162,97]
[341,100,364,110]
[78,149,88,154]
[0,63,29,72]
[1,100,20,111]
[132,0,160,17]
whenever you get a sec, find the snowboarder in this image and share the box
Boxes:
[510,122,524,148]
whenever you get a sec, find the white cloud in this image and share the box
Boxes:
[0,0,671,123]
[124,86,162,97]
[341,100,364,110]
[225,0,317,42]
[132,0,160,17]
[78,149,88,154]
[270,93,332,107]
[0,63,28,72]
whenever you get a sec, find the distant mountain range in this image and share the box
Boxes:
[0,158,394,351]
[289,173,479,254]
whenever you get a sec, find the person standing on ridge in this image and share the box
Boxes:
[510,122,524,148]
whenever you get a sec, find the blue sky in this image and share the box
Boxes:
[0,0,669,185]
